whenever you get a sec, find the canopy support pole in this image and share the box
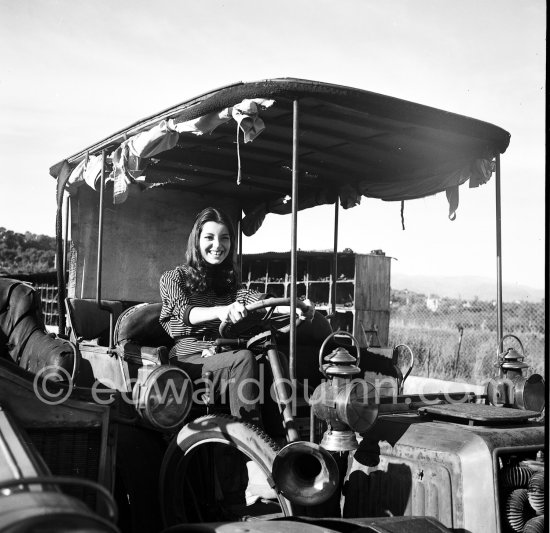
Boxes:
[331,197,339,319]
[54,161,72,336]
[96,149,113,350]
[63,195,70,278]
[495,154,504,366]
[237,218,243,286]
[289,100,299,383]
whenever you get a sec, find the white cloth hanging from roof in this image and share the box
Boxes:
[66,154,103,193]
[111,120,180,204]
[65,98,275,203]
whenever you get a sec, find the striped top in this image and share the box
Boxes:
[159,265,262,357]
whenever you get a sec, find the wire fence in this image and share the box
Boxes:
[388,290,545,383]
[1,272,60,328]
[35,283,60,327]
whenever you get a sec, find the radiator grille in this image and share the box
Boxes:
[26,427,102,510]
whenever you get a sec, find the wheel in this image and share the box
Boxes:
[159,414,293,526]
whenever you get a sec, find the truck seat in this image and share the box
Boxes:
[113,303,174,365]
[65,298,140,346]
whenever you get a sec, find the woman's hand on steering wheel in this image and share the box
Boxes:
[301,298,315,321]
[217,301,248,324]
[275,298,315,322]
[218,297,313,340]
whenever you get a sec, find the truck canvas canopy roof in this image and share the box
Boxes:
[50,78,510,234]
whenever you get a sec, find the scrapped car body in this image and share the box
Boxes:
[0,356,119,532]
[0,79,544,533]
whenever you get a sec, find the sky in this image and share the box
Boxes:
[0,0,546,294]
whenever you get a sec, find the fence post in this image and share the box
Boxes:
[453,325,464,379]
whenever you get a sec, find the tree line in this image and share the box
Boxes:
[0,227,56,275]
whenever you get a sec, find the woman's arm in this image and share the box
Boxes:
[274,298,315,322]
[188,297,315,326]
[161,267,252,330]
[236,288,315,322]
[159,269,190,335]
[188,301,248,325]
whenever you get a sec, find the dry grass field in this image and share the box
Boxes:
[388,293,545,384]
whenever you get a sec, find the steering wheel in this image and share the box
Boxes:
[218,297,309,349]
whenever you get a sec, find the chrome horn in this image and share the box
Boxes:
[266,345,339,506]
[272,440,339,506]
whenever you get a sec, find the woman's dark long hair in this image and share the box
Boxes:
[185,207,239,294]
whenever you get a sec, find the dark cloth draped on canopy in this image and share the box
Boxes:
[50,79,509,236]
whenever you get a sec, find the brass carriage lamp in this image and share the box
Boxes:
[487,334,545,412]
[310,331,379,452]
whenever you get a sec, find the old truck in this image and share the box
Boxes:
[1,79,545,533]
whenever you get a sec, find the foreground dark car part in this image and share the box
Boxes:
[0,391,118,532]
[161,515,453,532]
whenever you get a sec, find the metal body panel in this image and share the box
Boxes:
[0,359,111,429]
[345,450,455,526]
[0,491,119,533]
[0,406,44,483]
[76,344,129,391]
[343,414,544,533]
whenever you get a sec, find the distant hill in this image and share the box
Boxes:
[391,273,544,302]
[0,227,56,275]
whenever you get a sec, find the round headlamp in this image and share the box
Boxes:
[132,366,193,430]
[336,379,379,434]
[513,373,545,412]
[486,373,545,413]
[311,379,378,434]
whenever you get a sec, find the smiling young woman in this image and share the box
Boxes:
[198,220,231,266]
[159,207,265,424]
